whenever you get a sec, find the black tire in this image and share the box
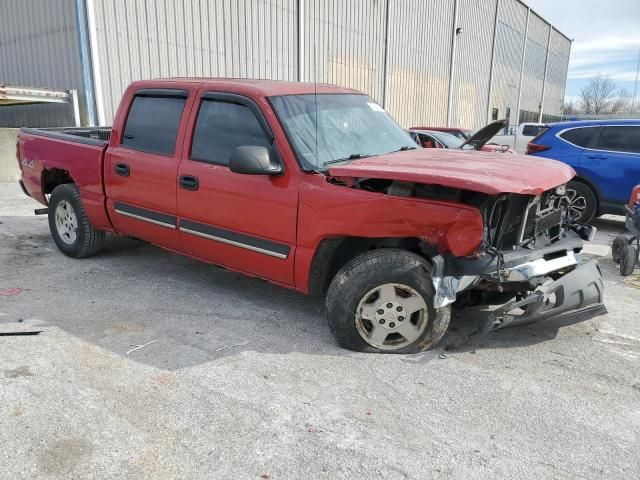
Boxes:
[326,249,451,354]
[566,181,597,224]
[612,235,630,264]
[620,245,637,276]
[48,184,105,258]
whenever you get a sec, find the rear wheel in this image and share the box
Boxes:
[566,181,597,224]
[612,235,630,263]
[620,245,638,276]
[326,249,450,353]
[48,184,105,258]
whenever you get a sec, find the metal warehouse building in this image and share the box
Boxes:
[0,0,571,130]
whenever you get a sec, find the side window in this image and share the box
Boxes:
[560,127,596,148]
[190,99,271,165]
[122,94,186,155]
[418,134,436,148]
[597,126,640,154]
[522,125,546,137]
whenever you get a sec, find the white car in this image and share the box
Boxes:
[489,123,548,154]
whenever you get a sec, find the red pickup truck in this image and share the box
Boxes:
[16,78,605,353]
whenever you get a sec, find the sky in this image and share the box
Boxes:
[526,0,640,102]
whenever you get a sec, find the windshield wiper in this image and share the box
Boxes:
[389,145,417,153]
[323,153,372,166]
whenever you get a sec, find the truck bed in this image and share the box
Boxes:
[17,126,114,231]
[20,126,112,146]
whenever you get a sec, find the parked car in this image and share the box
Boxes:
[410,120,514,153]
[526,119,640,223]
[490,122,547,154]
[16,79,604,353]
[409,126,473,140]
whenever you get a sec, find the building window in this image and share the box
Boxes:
[491,108,499,121]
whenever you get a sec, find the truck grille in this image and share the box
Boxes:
[490,189,565,250]
[523,204,563,239]
[533,209,563,236]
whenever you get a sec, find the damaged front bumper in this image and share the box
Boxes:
[489,259,605,330]
[431,233,606,329]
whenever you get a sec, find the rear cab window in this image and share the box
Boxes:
[121,89,188,156]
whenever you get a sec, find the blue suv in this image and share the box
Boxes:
[527,119,640,223]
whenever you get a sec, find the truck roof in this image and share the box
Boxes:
[136,78,361,97]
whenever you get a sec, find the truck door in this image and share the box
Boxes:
[176,91,298,286]
[105,87,194,250]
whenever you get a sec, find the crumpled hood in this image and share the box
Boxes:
[328,148,575,196]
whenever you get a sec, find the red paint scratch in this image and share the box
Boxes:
[0,288,22,297]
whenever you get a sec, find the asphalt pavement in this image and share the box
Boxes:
[1,182,639,479]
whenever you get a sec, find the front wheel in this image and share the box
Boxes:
[325,249,450,353]
[48,184,105,258]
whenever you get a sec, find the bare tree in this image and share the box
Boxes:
[580,75,617,114]
[562,99,577,116]
[610,88,631,114]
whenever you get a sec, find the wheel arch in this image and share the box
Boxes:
[42,167,75,196]
[308,236,434,297]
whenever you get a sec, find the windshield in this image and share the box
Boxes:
[450,130,472,140]
[430,132,466,149]
[269,93,417,171]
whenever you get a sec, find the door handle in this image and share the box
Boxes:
[179,175,199,191]
[586,154,607,160]
[114,163,130,176]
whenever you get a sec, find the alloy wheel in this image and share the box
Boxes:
[355,283,428,350]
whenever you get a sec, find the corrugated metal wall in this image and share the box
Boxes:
[489,0,570,124]
[386,0,454,128]
[490,0,528,126]
[0,0,571,129]
[450,0,497,129]
[520,12,548,114]
[91,0,299,123]
[303,0,386,104]
[0,0,83,127]
[545,28,571,118]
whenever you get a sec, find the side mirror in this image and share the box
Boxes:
[229,146,283,175]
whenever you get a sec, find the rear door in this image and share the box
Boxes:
[553,125,599,168]
[176,91,298,286]
[580,125,640,206]
[105,87,194,250]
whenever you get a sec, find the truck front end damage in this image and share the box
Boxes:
[431,185,605,330]
[327,151,605,331]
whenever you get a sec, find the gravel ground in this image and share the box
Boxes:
[1,182,639,479]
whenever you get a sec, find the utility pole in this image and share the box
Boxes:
[632,49,640,112]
